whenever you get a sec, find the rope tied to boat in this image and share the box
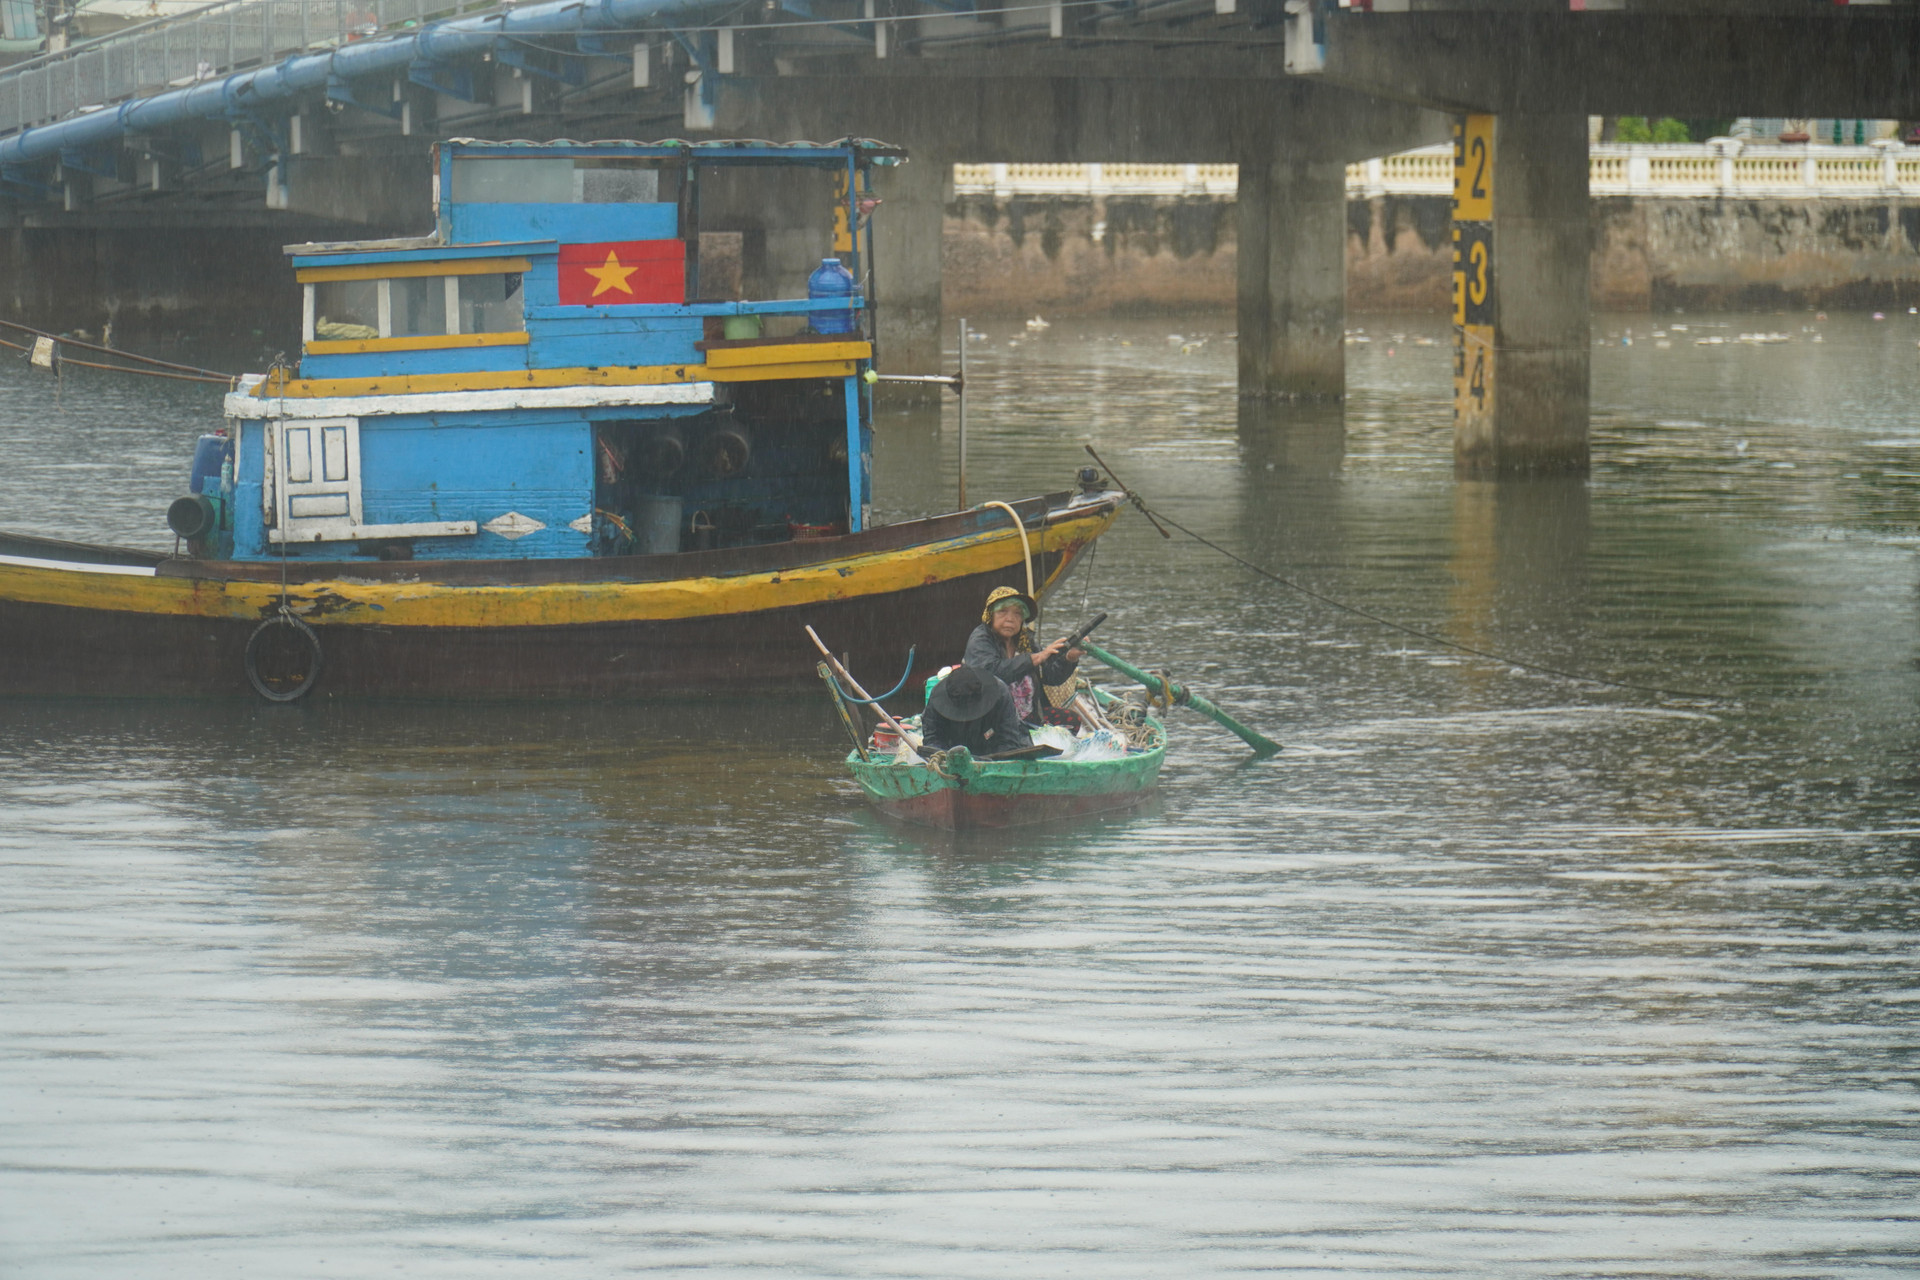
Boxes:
[976,500,1036,606]
[1143,668,1182,714]
[0,318,239,385]
[1083,443,1730,704]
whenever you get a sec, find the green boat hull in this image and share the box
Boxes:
[847,717,1166,831]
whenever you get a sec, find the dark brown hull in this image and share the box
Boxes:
[0,494,1118,700]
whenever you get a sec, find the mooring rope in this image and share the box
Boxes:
[1085,444,1732,704]
[0,319,238,384]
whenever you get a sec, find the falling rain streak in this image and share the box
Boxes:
[2,312,1917,1276]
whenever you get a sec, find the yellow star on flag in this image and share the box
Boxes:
[584,249,638,298]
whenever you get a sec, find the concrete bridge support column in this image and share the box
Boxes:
[1236,152,1347,401]
[1453,113,1590,476]
[869,152,947,379]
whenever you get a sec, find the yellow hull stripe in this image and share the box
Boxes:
[709,359,856,383]
[705,341,871,369]
[304,332,531,356]
[0,508,1116,629]
[252,359,858,400]
[296,258,531,283]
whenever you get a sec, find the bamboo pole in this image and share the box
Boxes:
[1080,640,1280,757]
[805,626,923,763]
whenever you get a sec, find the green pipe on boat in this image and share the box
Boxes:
[1079,641,1281,758]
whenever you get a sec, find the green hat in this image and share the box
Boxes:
[981,584,1037,624]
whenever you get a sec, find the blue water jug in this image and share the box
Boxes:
[807,257,856,335]
[188,433,231,495]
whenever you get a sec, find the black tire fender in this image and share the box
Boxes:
[244,610,323,702]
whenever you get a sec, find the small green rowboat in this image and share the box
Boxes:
[812,629,1274,833]
[848,704,1168,831]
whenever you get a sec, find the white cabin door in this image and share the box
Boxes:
[272,417,362,543]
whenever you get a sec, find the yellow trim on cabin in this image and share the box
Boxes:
[704,340,871,369]
[710,359,858,383]
[296,257,532,284]
[304,332,531,356]
[255,360,858,398]
[259,364,698,397]
[0,507,1116,629]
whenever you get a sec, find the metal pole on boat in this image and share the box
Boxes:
[957,316,969,509]
[864,323,967,508]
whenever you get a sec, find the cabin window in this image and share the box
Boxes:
[389,276,449,337]
[578,163,659,203]
[312,279,379,341]
[451,158,573,203]
[303,270,527,343]
[457,274,524,335]
[449,156,676,204]
[389,276,448,338]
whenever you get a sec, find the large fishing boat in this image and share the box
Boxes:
[0,138,1121,700]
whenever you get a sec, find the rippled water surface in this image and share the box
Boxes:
[3,314,1918,1277]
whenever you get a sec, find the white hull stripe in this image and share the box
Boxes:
[0,553,158,577]
[224,381,716,420]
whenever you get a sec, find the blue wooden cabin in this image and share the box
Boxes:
[208,138,902,563]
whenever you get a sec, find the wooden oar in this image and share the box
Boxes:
[805,626,925,764]
[1079,640,1281,758]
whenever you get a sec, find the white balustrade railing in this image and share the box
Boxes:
[953,161,1238,197]
[954,142,1920,200]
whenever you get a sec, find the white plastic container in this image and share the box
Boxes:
[635,494,682,556]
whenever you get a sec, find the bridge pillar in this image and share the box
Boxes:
[1236,152,1347,401]
[1451,113,1590,476]
[869,151,947,381]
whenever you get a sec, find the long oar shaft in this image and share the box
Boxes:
[1080,640,1280,757]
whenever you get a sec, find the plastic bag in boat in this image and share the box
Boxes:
[1068,728,1128,761]
[1030,725,1078,755]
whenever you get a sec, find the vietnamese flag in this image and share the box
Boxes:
[557,240,685,306]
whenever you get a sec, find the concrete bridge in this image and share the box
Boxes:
[5,0,1920,474]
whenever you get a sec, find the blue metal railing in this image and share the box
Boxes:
[0,0,723,167]
[0,0,494,140]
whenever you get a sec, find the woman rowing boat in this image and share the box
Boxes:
[962,586,1085,731]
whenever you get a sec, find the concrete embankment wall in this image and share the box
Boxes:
[944,193,1920,315]
[2,223,326,343]
[10,193,1920,337]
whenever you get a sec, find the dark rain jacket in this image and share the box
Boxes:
[963,623,1079,726]
[920,675,1034,756]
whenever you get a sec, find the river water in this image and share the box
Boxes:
[2,313,1917,1277]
